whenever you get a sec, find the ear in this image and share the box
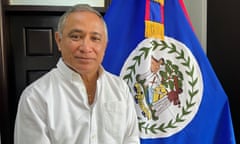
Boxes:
[55,32,62,51]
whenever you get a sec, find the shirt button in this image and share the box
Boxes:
[91,134,96,139]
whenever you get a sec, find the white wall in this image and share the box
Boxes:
[184,0,207,52]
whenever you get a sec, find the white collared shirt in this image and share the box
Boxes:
[14,58,140,144]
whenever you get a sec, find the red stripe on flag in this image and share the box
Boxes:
[161,4,164,24]
[145,0,150,20]
[178,0,194,30]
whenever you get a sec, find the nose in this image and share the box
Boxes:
[79,37,92,53]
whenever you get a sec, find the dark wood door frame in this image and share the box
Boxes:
[1,0,11,143]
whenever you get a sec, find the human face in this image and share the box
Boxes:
[55,11,107,75]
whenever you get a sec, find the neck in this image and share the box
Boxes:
[81,70,99,105]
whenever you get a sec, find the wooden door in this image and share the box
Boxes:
[5,11,61,144]
[9,13,61,118]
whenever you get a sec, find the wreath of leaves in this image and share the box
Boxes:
[122,39,199,134]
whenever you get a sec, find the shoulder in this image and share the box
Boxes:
[20,68,58,101]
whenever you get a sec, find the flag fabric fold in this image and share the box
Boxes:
[103,0,236,143]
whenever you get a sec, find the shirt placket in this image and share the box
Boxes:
[89,105,97,144]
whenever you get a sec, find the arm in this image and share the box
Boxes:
[14,89,51,144]
[123,85,140,144]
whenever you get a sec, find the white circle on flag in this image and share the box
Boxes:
[120,37,203,138]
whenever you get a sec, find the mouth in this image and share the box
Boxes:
[75,56,94,63]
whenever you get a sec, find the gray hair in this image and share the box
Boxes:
[57,4,108,41]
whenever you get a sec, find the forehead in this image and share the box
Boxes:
[66,11,103,26]
[64,11,105,34]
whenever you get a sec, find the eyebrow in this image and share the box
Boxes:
[68,29,102,37]
[68,29,83,35]
[91,32,102,38]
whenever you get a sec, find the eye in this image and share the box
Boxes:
[91,36,101,42]
[69,34,82,41]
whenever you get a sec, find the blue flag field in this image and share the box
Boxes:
[103,0,236,143]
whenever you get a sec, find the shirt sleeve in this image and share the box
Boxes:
[14,89,51,144]
[123,83,140,144]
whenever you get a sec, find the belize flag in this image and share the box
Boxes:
[103,0,236,144]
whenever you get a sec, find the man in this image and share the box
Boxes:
[14,4,140,144]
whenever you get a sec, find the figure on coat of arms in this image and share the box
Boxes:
[134,51,183,120]
[137,54,165,105]
[135,53,169,120]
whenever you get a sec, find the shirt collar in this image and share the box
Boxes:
[57,58,105,82]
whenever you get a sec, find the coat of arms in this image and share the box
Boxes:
[120,37,203,138]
